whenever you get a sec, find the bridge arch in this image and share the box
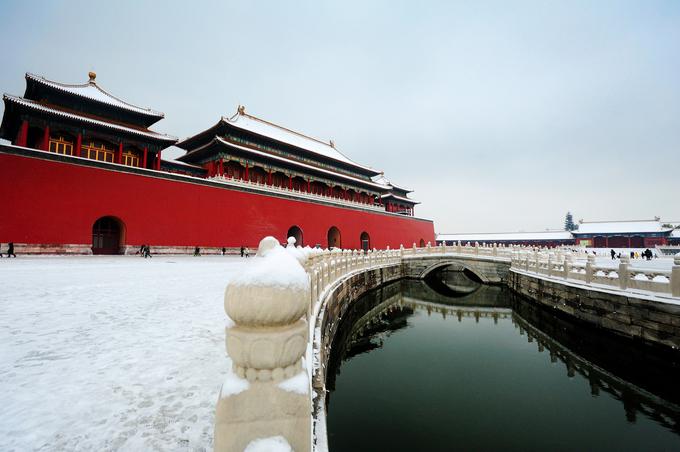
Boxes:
[418,260,489,284]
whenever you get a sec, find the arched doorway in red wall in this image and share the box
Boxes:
[287,225,304,247]
[360,231,370,251]
[327,226,342,249]
[419,238,426,247]
[92,216,125,255]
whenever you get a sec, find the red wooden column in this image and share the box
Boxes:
[16,120,28,147]
[244,163,249,181]
[42,126,50,151]
[142,147,148,168]
[307,179,311,192]
[267,170,273,185]
[288,174,292,189]
[116,143,123,164]
[219,158,224,176]
[74,133,82,157]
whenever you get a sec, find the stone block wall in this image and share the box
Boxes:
[508,270,680,349]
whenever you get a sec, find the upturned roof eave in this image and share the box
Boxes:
[25,72,165,120]
[179,137,390,191]
[3,93,177,143]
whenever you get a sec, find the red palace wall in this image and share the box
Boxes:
[0,152,435,253]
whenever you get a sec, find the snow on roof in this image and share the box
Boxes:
[437,230,574,242]
[380,193,419,204]
[3,94,177,142]
[671,229,680,238]
[222,108,376,173]
[372,173,413,193]
[211,137,386,190]
[575,220,670,234]
[26,72,164,118]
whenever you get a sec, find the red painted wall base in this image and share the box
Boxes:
[0,152,435,253]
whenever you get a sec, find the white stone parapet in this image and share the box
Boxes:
[510,248,680,299]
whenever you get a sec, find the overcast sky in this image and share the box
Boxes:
[2,0,678,233]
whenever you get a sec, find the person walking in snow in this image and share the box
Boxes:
[222,247,226,256]
[6,242,16,258]
[610,249,616,260]
[194,246,201,257]
[144,245,152,258]
[244,247,250,258]
[240,246,245,258]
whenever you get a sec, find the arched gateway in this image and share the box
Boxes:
[92,216,124,255]
[360,231,370,251]
[327,226,342,249]
[287,225,304,247]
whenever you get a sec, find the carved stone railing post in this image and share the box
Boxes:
[585,254,595,285]
[215,236,311,452]
[547,252,554,277]
[671,254,680,297]
[563,254,571,279]
[524,251,530,272]
[619,255,630,290]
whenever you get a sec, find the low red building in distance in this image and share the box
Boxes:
[0,72,434,254]
[437,219,679,251]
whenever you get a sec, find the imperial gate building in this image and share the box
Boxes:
[0,72,434,254]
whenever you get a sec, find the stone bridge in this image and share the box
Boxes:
[402,252,512,284]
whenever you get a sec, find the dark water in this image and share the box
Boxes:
[325,272,680,452]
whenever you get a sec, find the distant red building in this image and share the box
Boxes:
[0,72,434,254]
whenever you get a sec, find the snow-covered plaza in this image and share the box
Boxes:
[0,255,246,451]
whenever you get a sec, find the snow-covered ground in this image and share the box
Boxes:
[593,256,674,271]
[0,255,246,451]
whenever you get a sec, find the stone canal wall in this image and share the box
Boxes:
[311,262,404,451]
[508,269,680,349]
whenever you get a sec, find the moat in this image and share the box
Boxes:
[325,272,680,452]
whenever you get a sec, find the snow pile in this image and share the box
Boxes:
[285,236,306,264]
[277,371,309,395]
[220,372,249,398]
[244,435,293,452]
[232,236,309,291]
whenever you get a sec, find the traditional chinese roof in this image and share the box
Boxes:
[180,136,388,191]
[380,193,419,205]
[2,94,177,142]
[437,230,574,242]
[373,173,413,193]
[25,72,164,121]
[176,107,381,176]
[574,219,672,235]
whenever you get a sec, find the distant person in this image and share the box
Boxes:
[645,248,652,261]
[6,242,16,258]
[222,247,226,256]
[143,245,152,258]
[194,246,201,257]
[240,246,245,258]
[630,251,634,259]
[244,247,250,258]
[610,249,616,260]
[138,244,145,256]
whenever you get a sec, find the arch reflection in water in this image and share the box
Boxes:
[325,278,680,452]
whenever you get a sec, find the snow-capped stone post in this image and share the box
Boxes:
[215,236,311,452]
[671,253,680,297]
